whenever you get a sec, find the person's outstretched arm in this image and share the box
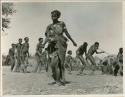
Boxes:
[96,50,105,54]
[63,22,77,46]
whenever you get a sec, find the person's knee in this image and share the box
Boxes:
[62,65,65,71]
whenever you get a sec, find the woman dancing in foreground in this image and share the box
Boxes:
[43,10,77,86]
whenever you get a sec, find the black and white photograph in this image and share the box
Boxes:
[1,0,124,95]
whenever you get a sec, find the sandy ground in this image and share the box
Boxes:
[2,66,123,95]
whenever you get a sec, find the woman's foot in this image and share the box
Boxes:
[48,82,56,85]
[61,79,70,84]
[56,81,65,86]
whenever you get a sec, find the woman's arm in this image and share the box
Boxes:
[43,25,50,47]
[63,22,77,46]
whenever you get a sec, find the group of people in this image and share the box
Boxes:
[65,42,105,75]
[101,48,123,76]
[7,37,29,73]
[5,10,123,86]
[65,45,123,77]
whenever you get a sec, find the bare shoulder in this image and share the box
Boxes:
[89,45,94,51]
[22,43,25,46]
[9,48,12,51]
[47,23,53,28]
[59,21,65,25]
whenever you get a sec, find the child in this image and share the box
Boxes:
[65,50,73,74]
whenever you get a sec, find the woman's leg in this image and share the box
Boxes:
[10,57,15,71]
[87,55,96,73]
[34,56,39,72]
[58,52,66,82]
[38,58,42,73]
[51,55,60,82]
[78,55,86,74]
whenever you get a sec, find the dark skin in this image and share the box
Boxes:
[119,48,123,54]
[40,39,43,43]
[17,39,22,55]
[88,44,104,56]
[95,44,105,54]
[76,43,88,74]
[43,12,77,85]
[36,39,43,57]
[21,38,30,57]
[76,43,88,56]
[51,12,77,47]
[117,48,123,63]
[35,39,44,73]
[9,44,16,71]
[12,44,16,50]
[87,43,104,74]
[25,38,30,57]
[43,12,77,47]
[51,13,77,85]
[15,39,22,72]
[9,44,16,57]
[19,39,22,44]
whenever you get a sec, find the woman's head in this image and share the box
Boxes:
[67,50,72,55]
[94,42,99,49]
[39,38,43,43]
[11,43,16,48]
[119,47,123,54]
[51,10,61,22]
[83,42,88,47]
[18,38,22,44]
[24,37,29,42]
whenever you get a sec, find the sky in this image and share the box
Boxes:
[1,2,123,57]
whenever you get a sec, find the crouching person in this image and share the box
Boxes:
[101,60,109,74]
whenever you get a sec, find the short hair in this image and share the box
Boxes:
[19,38,22,41]
[11,43,15,47]
[83,42,88,47]
[51,10,61,18]
[103,61,108,66]
[24,37,29,41]
[119,48,123,52]
[95,42,99,45]
[39,38,43,41]
[67,50,72,55]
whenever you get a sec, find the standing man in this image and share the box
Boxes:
[116,47,123,76]
[20,37,29,73]
[35,38,44,73]
[15,38,23,72]
[76,42,88,75]
[87,42,104,74]
[9,43,17,71]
